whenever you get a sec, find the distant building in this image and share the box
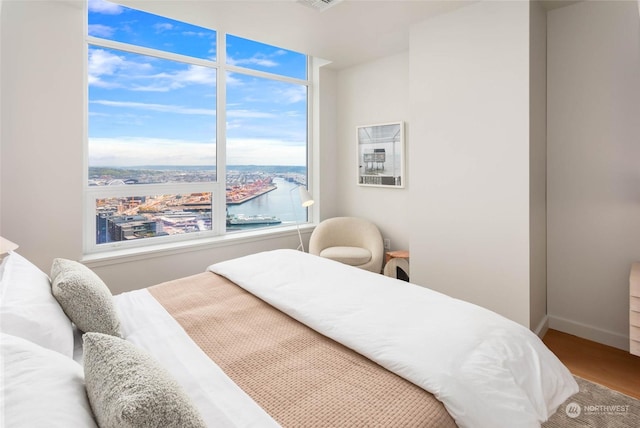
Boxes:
[96,208,117,244]
[106,215,157,242]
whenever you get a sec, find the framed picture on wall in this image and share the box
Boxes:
[357,121,405,188]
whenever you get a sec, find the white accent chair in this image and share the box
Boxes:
[309,217,384,273]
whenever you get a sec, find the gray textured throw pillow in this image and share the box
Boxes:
[49,257,69,283]
[83,333,207,428]
[50,258,121,337]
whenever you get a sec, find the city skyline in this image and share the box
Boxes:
[88,164,306,185]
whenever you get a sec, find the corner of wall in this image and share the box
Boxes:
[534,315,550,338]
[529,0,548,332]
[549,315,630,351]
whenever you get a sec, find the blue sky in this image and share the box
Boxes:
[87,0,307,167]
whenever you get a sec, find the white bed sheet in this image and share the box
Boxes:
[114,289,280,428]
[209,249,579,428]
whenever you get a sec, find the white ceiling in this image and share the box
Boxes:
[120,0,581,70]
[119,0,473,69]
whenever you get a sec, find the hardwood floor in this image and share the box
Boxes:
[543,329,640,400]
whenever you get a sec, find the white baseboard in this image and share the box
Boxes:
[548,315,629,352]
[533,315,549,338]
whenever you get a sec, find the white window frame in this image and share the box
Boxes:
[83,4,314,257]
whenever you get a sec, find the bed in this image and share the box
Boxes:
[0,249,578,428]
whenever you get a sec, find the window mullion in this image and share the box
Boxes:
[87,36,218,69]
[225,63,309,87]
[214,35,227,235]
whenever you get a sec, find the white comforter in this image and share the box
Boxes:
[209,249,578,428]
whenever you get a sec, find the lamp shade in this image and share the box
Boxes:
[299,187,314,208]
[0,236,19,254]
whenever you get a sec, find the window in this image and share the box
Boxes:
[86,0,310,253]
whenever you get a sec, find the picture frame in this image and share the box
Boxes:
[357,121,404,188]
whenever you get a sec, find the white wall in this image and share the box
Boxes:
[1,0,84,269]
[547,0,640,350]
[0,1,339,293]
[408,0,533,327]
[335,52,411,252]
[316,66,340,221]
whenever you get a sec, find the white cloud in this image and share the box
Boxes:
[226,138,306,166]
[175,65,216,85]
[183,31,213,38]
[89,49,123,76]
[127,74,184,92]
[227,54,278,68]
[88,0,123,15]
[88,24,115,38]
[126,66,216,92]
[278,85,306,104]
[89,137,215,167]
[226,73,243,87]
[88,137,304,167]
[154,22,174,33]
[89,49,215,92]
[88,48,125,88]
[227,109,276,119]
[91,100,215,116]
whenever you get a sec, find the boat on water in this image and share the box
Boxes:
[226,214,282,226]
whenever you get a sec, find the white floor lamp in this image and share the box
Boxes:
[290,186,314,252]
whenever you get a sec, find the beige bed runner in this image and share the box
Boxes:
[149,272,456,428]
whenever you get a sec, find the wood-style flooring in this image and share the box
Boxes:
[542,329,640,400]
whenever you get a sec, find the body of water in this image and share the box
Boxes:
[227,177,309,229]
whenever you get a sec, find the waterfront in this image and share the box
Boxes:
[227,177,308,230]
[93,166,309,243]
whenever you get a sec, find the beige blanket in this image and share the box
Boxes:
[149,272,456,427]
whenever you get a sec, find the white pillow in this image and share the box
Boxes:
[0,252,74,357]
[0,332,98,427]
